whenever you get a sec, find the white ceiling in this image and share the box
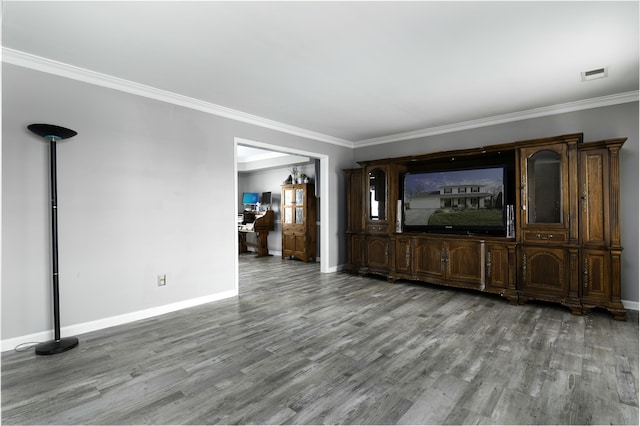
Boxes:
[236,146,288,163]
[236,145,310,170]
[2,1,638,146]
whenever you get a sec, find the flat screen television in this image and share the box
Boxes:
[260,191,272,204]
[402,165,507,236]
[242,192,259,205]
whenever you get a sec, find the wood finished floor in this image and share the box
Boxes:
[2,254,638,425]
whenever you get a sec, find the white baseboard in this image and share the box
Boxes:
[6,287,634,353]
[325,263,348,273]
[1,290,237,353]
[622,300,639,311]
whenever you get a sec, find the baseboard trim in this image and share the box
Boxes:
[1,290,237,353]
[622,300,639,311]
[5,291,634,352]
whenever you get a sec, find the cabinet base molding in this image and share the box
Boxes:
[356,267,627,320]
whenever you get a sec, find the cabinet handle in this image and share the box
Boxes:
[582,184,588,213]
[486,251,492,278]
[583,257,589,289]
[385,244,389,260]
[536,234,553,240]
[522,254,527,283]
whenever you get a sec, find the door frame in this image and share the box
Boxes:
[233,137,330,294]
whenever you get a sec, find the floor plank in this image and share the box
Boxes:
[2,254,638,424]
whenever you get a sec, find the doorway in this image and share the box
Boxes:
[233,137,330,294]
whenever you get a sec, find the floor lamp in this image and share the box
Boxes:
[28,124,80,355]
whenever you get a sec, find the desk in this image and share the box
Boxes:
[238,210,274,257]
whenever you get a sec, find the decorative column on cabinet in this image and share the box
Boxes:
[578,139,626,320]
[345,168,364,272]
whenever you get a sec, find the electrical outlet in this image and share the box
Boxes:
[157,274,166,286]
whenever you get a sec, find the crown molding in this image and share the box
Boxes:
[4,48,637,150]
[354,91,639,147]
[1,47,354,148]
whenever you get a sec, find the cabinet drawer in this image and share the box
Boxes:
[367,224,388,234]
[522,230,568,244]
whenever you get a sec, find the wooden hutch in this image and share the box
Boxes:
[345,133,626,320]
[281,183,316,262]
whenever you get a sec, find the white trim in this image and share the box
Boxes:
[234,137,331,275]
[325,264,341,273]
[622,300,639,311]
[4,48,637,149]
[354,91,640,147]
[233,139,240,296]
[1,290,237,352]
[2,48,353,148]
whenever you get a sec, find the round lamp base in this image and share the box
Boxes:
[35,337,79,355]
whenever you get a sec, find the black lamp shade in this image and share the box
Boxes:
[28,124,77,140]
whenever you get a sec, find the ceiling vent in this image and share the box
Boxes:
[581,67,608,82]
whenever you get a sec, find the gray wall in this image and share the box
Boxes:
[2,64,354,341]
[355,102,639,303]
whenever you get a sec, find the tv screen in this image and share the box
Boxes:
[242,192,259,205]
[402,166,506,235]
[260,192,272,204]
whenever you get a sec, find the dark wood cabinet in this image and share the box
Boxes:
[365,236,391,274]
[485,243,508,290]
[446,240,485,286]
[413,237,445,279]
[281,183,316,262]
[577,141,626,319]
[413,237,485,286]
[391,234,513,297]
[345,132,626,319]
[519,245,568,297]
[581,249,610,301]
[345,169,364,273]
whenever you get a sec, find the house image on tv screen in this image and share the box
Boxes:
[404,167,504,227]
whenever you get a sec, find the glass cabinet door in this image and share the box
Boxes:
[295,189,304,206]
[368,167,387,221]
[284,207,293,224]
[295,207,304,224]
[526,150,562,224]
[284,189,293,206]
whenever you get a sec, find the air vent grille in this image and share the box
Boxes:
[581,67,608,82]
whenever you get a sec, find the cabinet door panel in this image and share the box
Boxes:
[580,149,609,246]
[348,235,364,270]
[520,144,569,232]
[486,244,509,290]
[447,241,483,284]
[366,238,389,271]
[282,233,295,255]
[414,239,444,278]
[582,250,610,301]
[294,234,307,254]
[520,246,568,296]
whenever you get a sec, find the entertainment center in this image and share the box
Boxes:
[345,133,627,320]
